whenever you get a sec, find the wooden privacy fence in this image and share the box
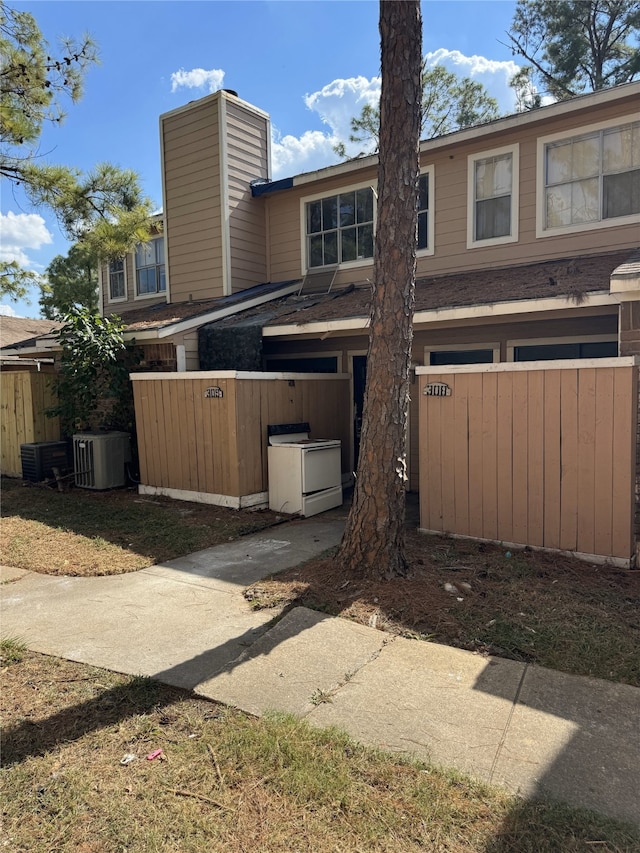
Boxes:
[1,367,60,477]
[131,370,350,508]
[417,358,638,565]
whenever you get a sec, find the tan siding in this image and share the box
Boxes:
[162,97,224,303]
[263,97,638,284]
[183,331,200,370]
[225,99,268,292]
[160,93,270,303]
[164,245,222,267]
[167,214,222,237]
[415,313,618,358]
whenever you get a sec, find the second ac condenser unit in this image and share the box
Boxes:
[20,441,71,482]
[73,431,131,490]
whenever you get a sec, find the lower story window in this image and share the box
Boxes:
[513,341,618,361]
[429,348,495,366]
[136,237,166,296]
[265,356,338,373]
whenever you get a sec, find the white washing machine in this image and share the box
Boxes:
[267,422,342,517]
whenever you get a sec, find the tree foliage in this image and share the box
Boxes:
[506,0,640,102]
[336,0,422,578]
[40,243,98,318]
[47,306,140,436]
[335,64,500,158]
[0,2,153,300]
[0,261,41,302]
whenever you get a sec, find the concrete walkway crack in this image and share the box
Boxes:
[489,662,529,784]
[303,634,397,716]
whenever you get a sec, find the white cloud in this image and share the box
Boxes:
[0,211,52,268]
[271,49,549,178]
[0,303,20,317]
[271,75,381,178]
[304,76,380,140]
[424,49,522,114]
[272,129,340,179]
[170,67,225,94]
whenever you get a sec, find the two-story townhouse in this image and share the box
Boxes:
[92,84,639,480]
[3,82,636,557]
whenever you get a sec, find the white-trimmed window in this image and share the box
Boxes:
[304,185,374,269]
[467,144,519,248]
[108,259,126,301]
[135,237,166,296]
[539,119,640,235]
[417,168,434,254]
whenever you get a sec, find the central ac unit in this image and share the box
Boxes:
[73,431,131,490]
[21,441,71,482]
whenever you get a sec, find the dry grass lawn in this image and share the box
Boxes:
[2,647,638,853]
[2,485,640,849]
[1,477,282,576]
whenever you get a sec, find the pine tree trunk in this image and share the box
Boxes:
[336,0,422,580]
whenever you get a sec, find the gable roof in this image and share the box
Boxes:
[115,280,301,339]
[0,316,61,349]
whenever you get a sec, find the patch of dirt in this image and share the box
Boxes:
[245,527,640,685]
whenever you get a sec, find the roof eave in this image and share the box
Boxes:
[123,281,302,341]
[254,81,640,196]
[262,290,618,338]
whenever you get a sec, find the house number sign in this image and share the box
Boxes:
[204,386,224,399]
[423,382,451,397]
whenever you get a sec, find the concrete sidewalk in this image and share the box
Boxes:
[1,514,639,827]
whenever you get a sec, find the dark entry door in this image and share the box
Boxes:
[353,355,367,468]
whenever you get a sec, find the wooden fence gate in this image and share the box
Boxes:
[1,368,60,477]
[417,358,638,565]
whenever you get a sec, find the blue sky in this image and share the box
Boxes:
[2,0,524,318]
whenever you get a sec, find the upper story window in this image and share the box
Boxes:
[108,259,125,301]
[135,237,166,296]
[467,144,519,248]
[305,186,374,269]
[417,170,434,254]
[541,120,640,233]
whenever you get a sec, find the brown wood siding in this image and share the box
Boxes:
[132,374,350,500]
[418,361,637,562]
[1,370,60,476]
[162,99,224,303]
[263,96,638,284]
